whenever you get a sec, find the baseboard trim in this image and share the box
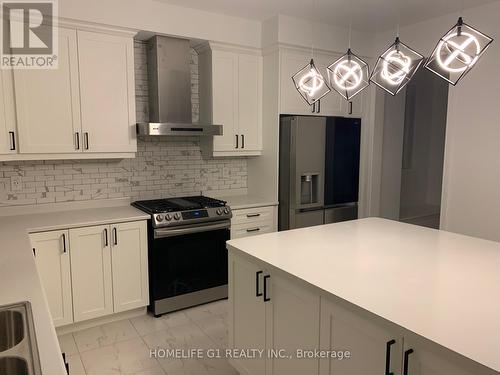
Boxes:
[56,307,147,335]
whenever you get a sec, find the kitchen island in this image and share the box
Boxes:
[226,218,500,375]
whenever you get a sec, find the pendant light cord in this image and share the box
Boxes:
[348,0,353,49]
[310,0,316,59]
[395,0,401,38]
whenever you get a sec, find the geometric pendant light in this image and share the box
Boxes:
[292,59,331,106]
[327,48,370,100]
[370,37,425,96]
[425,17,493,86]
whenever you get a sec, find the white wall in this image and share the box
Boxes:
[374,2,500,241]
[59,0,261,48]
[263,15,376,57]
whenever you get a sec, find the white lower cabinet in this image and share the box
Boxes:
[319,298,402,375]
[229,253,493,375]
[31,220,148,327]
[265,274,320,375]
[230,205,277,239]
[31,230,73,327]
[229,253,320,375]
[69,224,113,322]
[111,221,149,313]
[229,255,267,375]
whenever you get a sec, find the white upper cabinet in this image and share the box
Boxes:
[0,69,17,155]
[238,53,263,152]
[210,50,239,153]
[198,43,263,157]
[14,27,81,154]
[1,23,137,161]
[77,31,136,153]
[280,48,365,117]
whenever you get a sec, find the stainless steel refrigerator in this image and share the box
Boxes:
[279,115,361,231]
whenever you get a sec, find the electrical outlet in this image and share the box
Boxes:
[11,176,22,191]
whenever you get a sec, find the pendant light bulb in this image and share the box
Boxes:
[292,59,331,106]
[426,18,493,85]
[327,49,370,101]
[370,38,424,96]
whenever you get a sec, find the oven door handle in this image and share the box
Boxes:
[154,221,231,238]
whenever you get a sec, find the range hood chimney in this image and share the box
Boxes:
[137,36,222,136]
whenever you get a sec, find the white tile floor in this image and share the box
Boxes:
[58,300,238,375]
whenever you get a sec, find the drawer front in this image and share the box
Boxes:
[231,221,275,239]
[231,205,276,225]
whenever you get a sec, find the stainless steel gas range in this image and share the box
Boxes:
[132,196,232,316]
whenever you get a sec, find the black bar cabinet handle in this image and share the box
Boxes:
[311,102,315,113]
[235,134,239,149]
[349,101,353,115]
[247,228,260,233]
[385,339,396,375]
[256,271,263,297]
[263,275,270,302]
[317,99,321,113]
[9,131,15,150]
[246,213,261,218]
[75,132,80,150]
[241,134,245,149]
[403,349,414,375]
[104,228,108,247]
[113,227,117,245]
[62,233,67,253]
[84,132,89,150]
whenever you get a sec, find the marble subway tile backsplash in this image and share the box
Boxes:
[0,40,247,206]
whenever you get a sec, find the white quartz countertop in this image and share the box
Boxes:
[214,194,278,210]
[0,204,149,375]
[226,218,500,372]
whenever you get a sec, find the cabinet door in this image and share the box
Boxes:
[402,342,486,375]
[238,54,262,152]
[77,31,136,153]
[212,50,238,152]
[280,50,342,116]
[0,69,17,155]
[69,225,113,322]
[341,92,364,118]
[31,230,73,327]
[319,298,402,375]
[280,50,315,116]
[266,274,321,375]
[228,254,266,375]
[314,53,343,115]
[111,221,149,313]
[14,27,81,153]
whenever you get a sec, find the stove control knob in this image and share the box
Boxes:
[216,208,223,215]
[165,214,172,221]
[156,215,164,222]
[174,213,181,220]
[223,208,230,214]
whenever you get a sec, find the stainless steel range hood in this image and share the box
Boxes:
[137,36,222,136]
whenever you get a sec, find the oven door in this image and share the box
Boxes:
[150,220,230,305]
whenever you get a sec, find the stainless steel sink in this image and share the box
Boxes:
[0,357,29,375]
[0,302,41,375]
[0,310,24,352]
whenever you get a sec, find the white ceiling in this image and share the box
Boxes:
[155,0,499,32]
